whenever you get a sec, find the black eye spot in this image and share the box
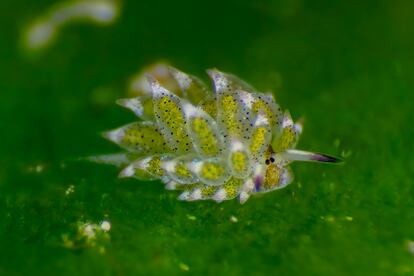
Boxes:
[265,159,270,165]
[270,157,275,163]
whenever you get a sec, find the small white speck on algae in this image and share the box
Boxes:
[320,215,335,222]
[230,216,238,223]
[100,220,111,231]
[27,163,47,174]
[65,185,75,195]
[179,263,190,271]
[83,223,96,239]
[62,219,111,253]
[344,216,353,222]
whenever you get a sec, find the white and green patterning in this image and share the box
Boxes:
[97,66,342,203]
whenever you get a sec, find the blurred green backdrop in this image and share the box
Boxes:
[1,0,414,275]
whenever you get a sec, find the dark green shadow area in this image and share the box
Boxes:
[1,0,414,275]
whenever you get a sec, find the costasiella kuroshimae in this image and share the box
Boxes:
[91,66,343,204]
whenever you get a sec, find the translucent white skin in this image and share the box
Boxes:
[97,67,342,203]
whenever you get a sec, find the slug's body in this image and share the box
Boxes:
[98,66,341,203]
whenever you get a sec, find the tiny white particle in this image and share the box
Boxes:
[230,215,238,223]
[27,163,47,174]
[100,220,111,232]
[179,262,190,271]
[65,185,75,195]
[35,164,45,173]
[345,216,353,222]
[82,223,97,239]
[323,215,335,222]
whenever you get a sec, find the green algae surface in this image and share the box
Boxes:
[1,0,414,275]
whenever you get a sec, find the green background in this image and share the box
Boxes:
[1,0,414,275]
